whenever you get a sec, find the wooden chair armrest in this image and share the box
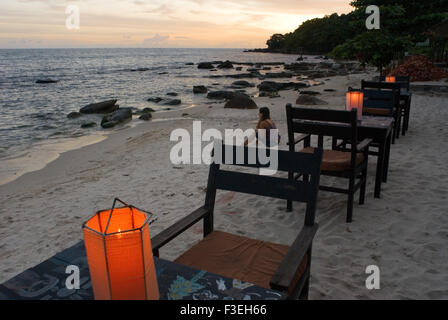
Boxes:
[356,138,373,152]
[287,134,311,146]
[152,206,210,253]
[270,223,318,292]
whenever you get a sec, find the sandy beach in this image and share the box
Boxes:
[1,72,448,300]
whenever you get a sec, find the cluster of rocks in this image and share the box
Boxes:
[284,61,365,79]
[67,99,155,129]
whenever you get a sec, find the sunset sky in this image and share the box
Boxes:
[0,0,352,48]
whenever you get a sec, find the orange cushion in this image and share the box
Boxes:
[363,107,396,116]
[301,147,364,172]
[175,231,307,293]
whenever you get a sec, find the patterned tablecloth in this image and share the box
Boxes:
[0,241,285,300]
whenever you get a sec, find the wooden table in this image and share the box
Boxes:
[358,116,394,198]
[0,241,285,300]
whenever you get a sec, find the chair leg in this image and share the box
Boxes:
[396,114,402,139]
[299,277,310,300]
[359,166,368,205]
[401,108,406,136]
[347,177,355,223]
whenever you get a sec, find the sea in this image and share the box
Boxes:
[0,48,317,184]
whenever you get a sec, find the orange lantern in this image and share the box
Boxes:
[82,198,159,300]
[346,89,364,120]
[385,76,396,83]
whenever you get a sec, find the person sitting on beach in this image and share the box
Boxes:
[245,107,280,147]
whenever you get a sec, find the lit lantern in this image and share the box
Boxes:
[385,76,396,83]
[82,199,159,300]
[346,89,364,120]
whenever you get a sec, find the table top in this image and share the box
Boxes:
[359,115,394,129]
[0,241,285,300]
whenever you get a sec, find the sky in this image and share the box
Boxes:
[0,0,353,49]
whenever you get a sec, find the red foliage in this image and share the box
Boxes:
[388,55,448,81]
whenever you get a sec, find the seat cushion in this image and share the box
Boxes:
[175,231,307,292]
[363,107,396,116]
[301,147,364,172]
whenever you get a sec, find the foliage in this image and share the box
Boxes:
[330,30,412,74]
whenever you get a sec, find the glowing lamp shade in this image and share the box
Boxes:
[385,76,396,83]
[82,199,159,300]
[346,90,364,120]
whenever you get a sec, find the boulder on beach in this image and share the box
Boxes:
[80,99,119,114]
[232,80,255,88]
[206,91,235,100]
[36,79,58,84]
[258,81,308,92]
[217,60,233,69]
[147,97,163,103]
[163,99,181,106]
[259,91,280,98]
[139,113,152,121]
[130,68,150,72]
[299,90,321,95]
[235,67,243,71]
[296,95,328,105]
[324,89,337,92]
[224,93,258,109]
[101,108,132,128]
[264,72,294,79]
[166,92,178,96]
[67,112,82,119]
[193,86,208,94]
[198,62,214,69]
[185,62,194,65]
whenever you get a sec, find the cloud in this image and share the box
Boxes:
[143,33,170,45]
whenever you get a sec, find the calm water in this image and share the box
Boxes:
[0,48,304,160]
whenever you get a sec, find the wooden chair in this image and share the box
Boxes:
[286,104,372,223]
[361,80,401,143]
[380,75,412,135]
[151,144,323,300]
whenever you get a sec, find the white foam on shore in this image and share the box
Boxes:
[0,134,107,186]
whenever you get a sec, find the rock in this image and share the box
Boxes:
[139,113,152,121]
[182,113,189,117]
[36,79,58,84]
[198,62,214,69]
[235,67,243,71]
[143,107,155,113]
[217,60,233,69]
[262,67,271,71]
[163,99,181,106]
[67,112,82,119]
[231,80,255,88]
[80,121,97,128]
[80,99,119,114]
[147,97,163,103]
[224,93,258,109]
[258,81,309,92]
[247,68,260,72]
[101,108,132,128]
[210,69,218,72]
[259,91,280,98]
[207,91,235,100]
[296,56,304,61]
[193,86,208,94]
[296,95,328,105]
[185,62,194,65]
[264,72,293,78]
[324,89,336,92]
[227,73,259,79]
[167,92,178,96]
[299,90,321,95]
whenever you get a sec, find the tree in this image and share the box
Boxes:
[266,34,286,50]
[330,30,411,75]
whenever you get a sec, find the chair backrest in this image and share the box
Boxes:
[206,143,322,227]
[379,75,410,90]
[286,103,358,144]
[285,104,359,172]
[361,80,399,116]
